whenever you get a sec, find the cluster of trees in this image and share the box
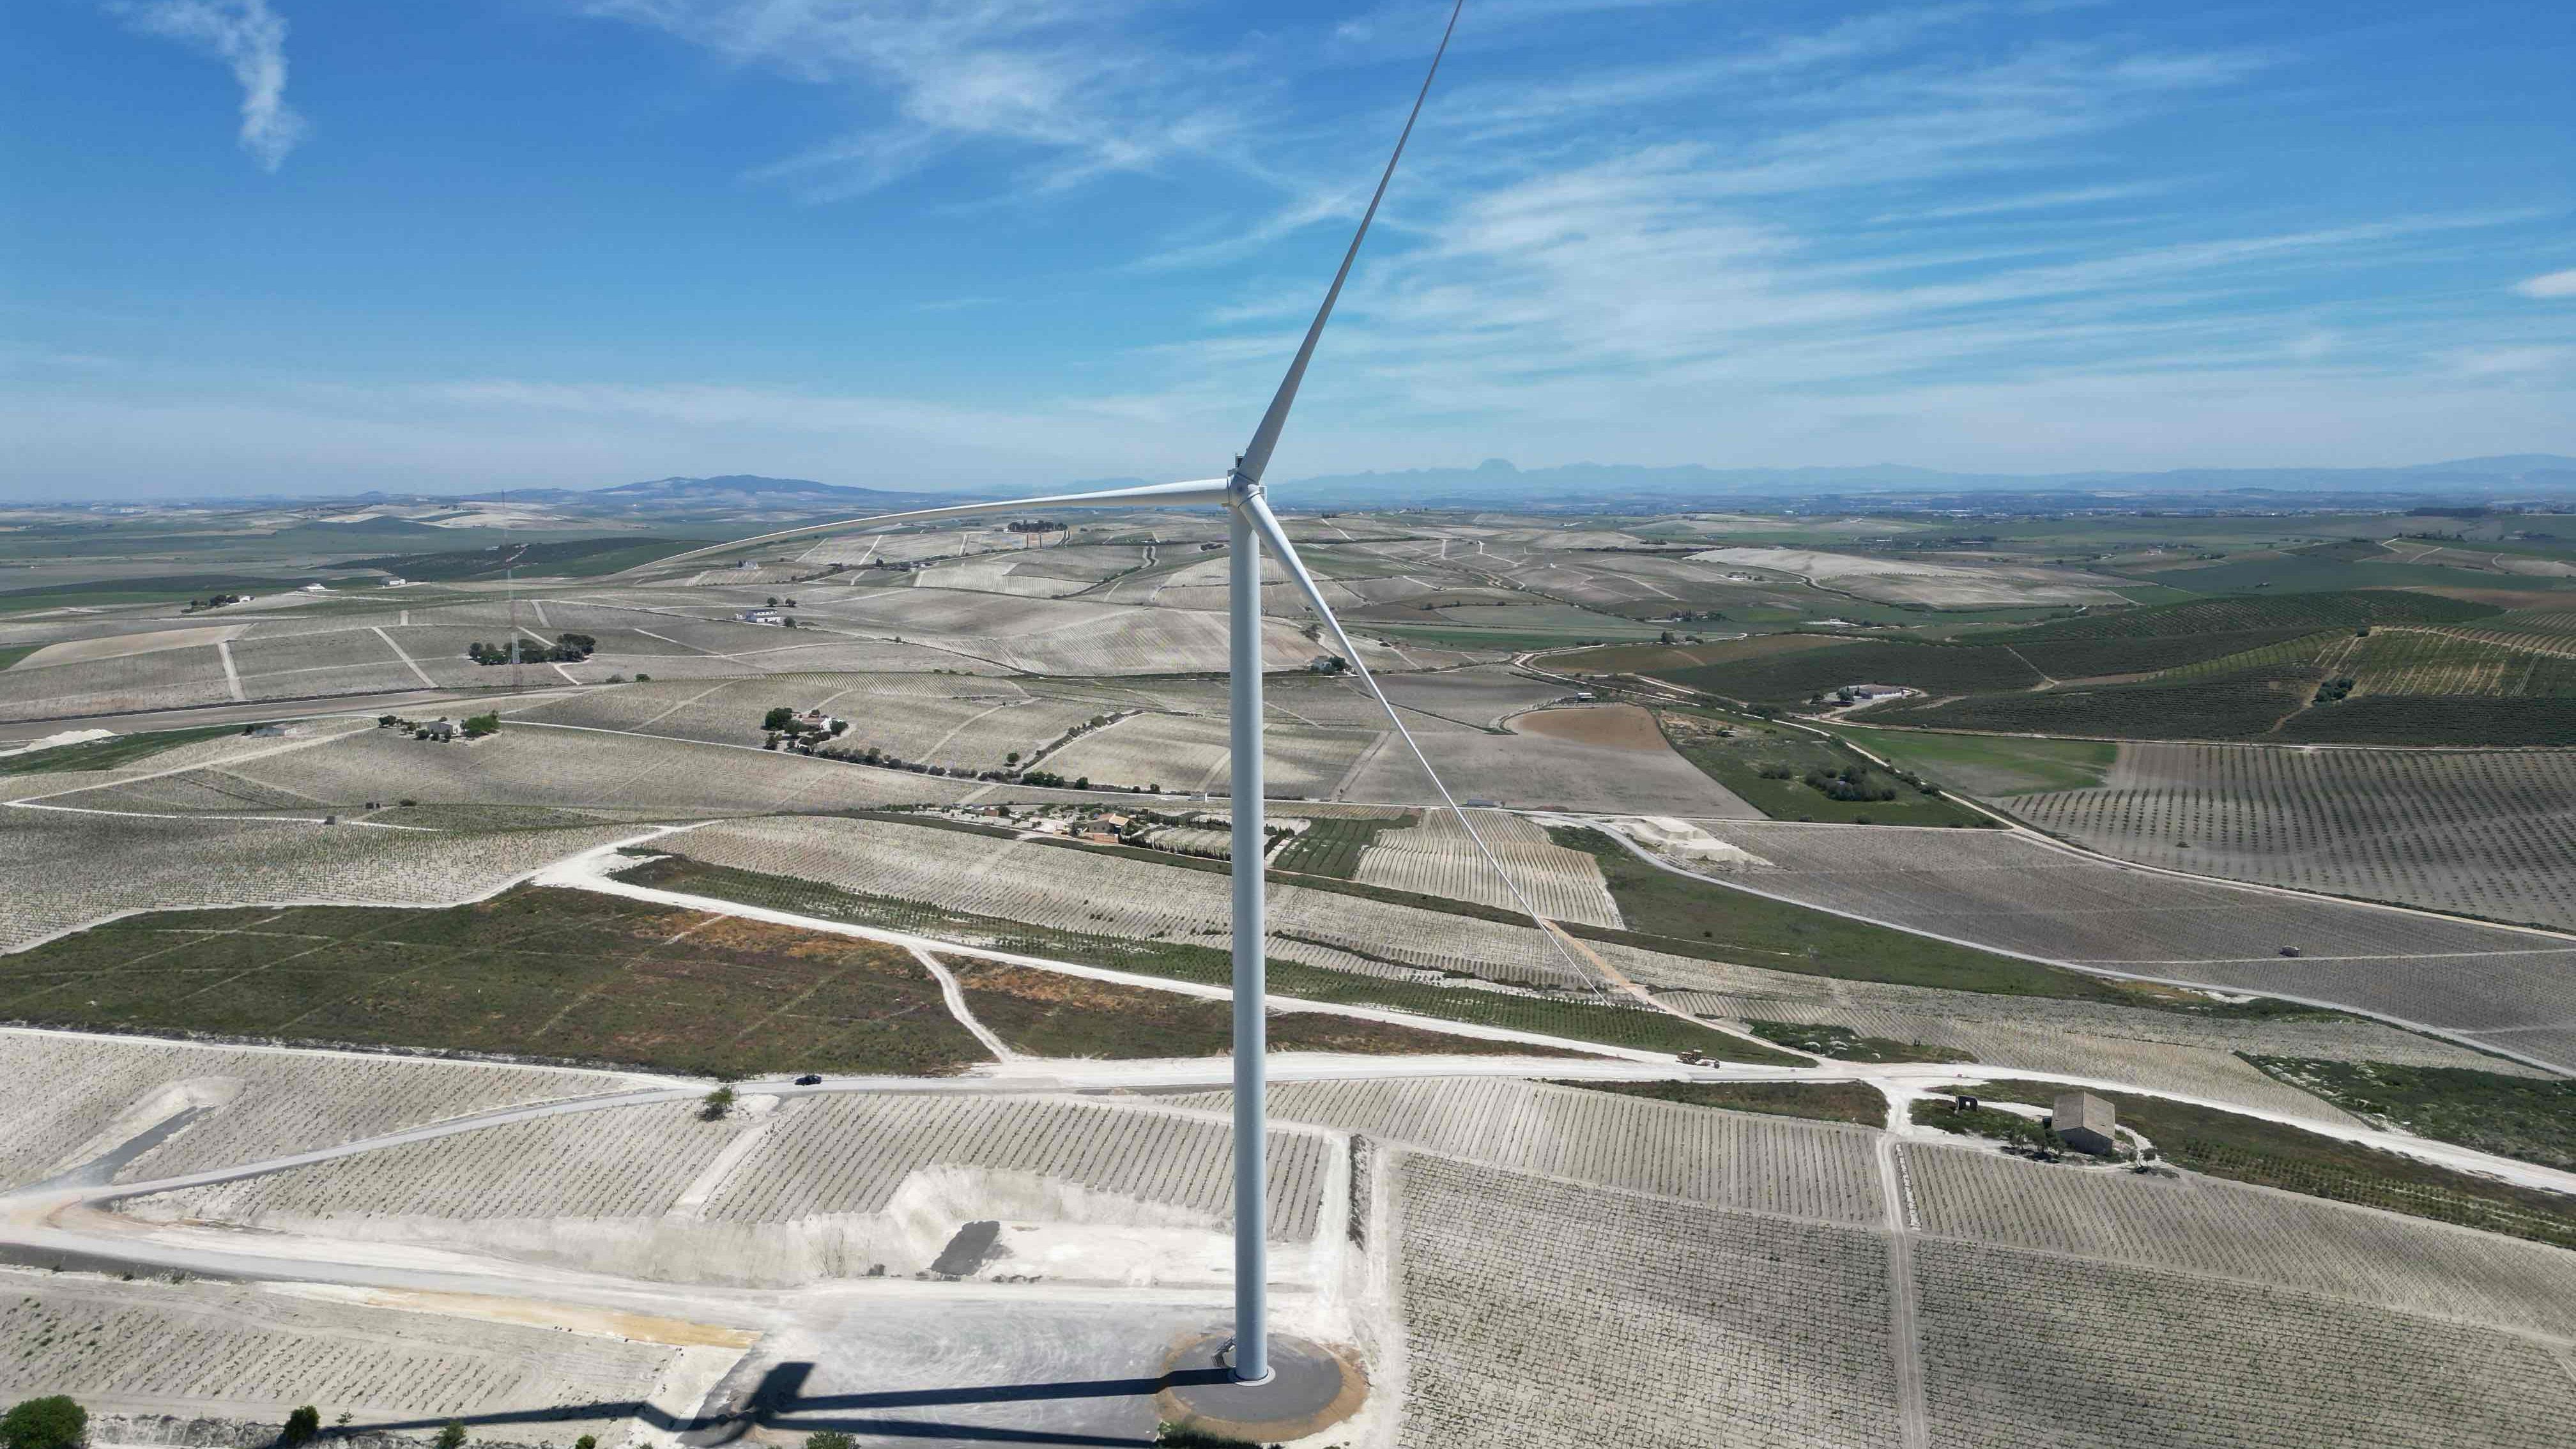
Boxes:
[1804,763,1902,803]
[182,592,249,613]
[466,633,595,666]
[761,705,848,746]
[2313,675,2358,704]
[3,1397,85,1449]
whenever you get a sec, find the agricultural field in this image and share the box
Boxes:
[1684,821,2576,1070]
[1338,706,1763,816]
[0,1273,686,1444]
[1392,1152,1902,1449]
[654,813,1611,992]
[188,721,981,816]
[1830,724,2115,796]
[2242,1057,2576,1171]
[2343,626,2576,696]
[1170,1077,1885,1223]
[2012,742,2576,930]
[1551,824,2132,999]
[1910,1142,2576,1340]
[1561,1077,1890,1126]
[1687,546,2123,608]
[0,643,236,719]
[0,804,644,954]
[1945,1078,2576,1248]
[696,1092,1330,1241]
[0,1029,636,1190]
[132,1097,749,1224]
[1268,810,1408,875]
[0,886,993,1077]
[10,501,2576,1449]
[1656,707,1989,825]
[1351,809,1622,926]
[1044,710,1377,795]
[1913,1238,2576,1449]
[620,850,1749,1056]
[944,958,1566,1060]
[1651,967,2520,1124]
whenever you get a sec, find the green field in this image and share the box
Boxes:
[1270,812,1410,877]
[1829,726,2115,797]
[2122,552,2560,596]
[1562,1078,1887,1126]
[0,721,268,776]
[1659,638,2045,703]
[0,887,991,1077]
[1657,707,1989,825]
[1959,1078,2576,1251]
[2244,1059,2576,1172]
[0,574,373,613]
[0,644,38,671]
[2271,696,2576,746]
[1972,588,2497,640]
[1873,660,2317,740]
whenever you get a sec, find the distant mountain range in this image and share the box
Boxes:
[558,457,2576,512]
[1275,455,2576,507]
[222,456,2576,516]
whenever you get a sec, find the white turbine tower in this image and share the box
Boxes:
[647,0,1595,1384]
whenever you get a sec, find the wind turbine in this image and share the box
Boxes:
[647,0,1590,1384]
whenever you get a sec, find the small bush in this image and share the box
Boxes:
[280,1406,320,1448]
[434,1423,466,1449]
[701,1084,737,1121]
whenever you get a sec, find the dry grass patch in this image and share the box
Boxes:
[949,959,1596,1060]
[0,886,990,1077]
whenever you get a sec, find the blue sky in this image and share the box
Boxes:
[4,0,2573,500]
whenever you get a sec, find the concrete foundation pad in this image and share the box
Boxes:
[1155,1333,1367,1442]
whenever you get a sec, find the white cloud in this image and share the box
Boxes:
[114,0,307,170]
[2515,268,2576,300]
[585,0,1245,197]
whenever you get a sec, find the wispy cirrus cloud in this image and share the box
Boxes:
[2517,269,2576,300]
[584,0,1250,199]
[112,0,306,170]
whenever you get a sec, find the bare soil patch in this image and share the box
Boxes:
[1515,703,1666,751]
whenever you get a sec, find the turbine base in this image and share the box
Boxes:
[1157,1332,1367,1441]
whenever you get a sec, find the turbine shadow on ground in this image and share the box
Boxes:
[342,1359,1227,1448]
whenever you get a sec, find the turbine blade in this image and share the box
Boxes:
[1238,493,1610,999]
[636,478,1231,574]
[1232,0,1465,489]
